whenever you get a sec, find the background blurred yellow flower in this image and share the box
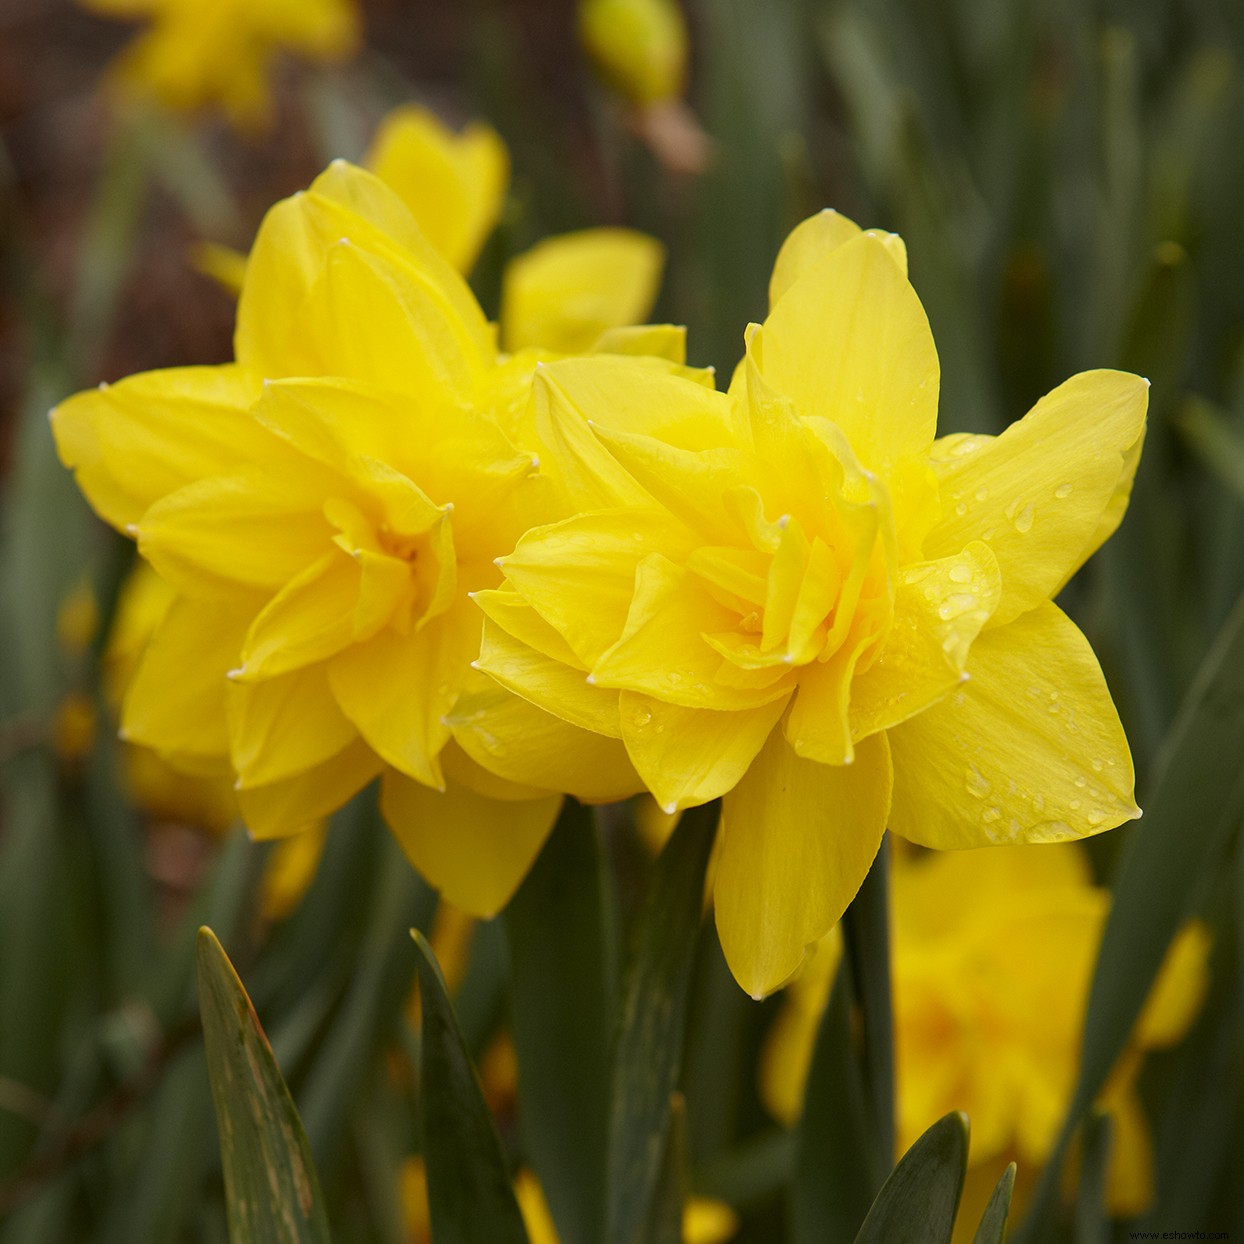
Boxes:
[79,0,360,129]
[761,843,1211,1232]
[578,0,688,106]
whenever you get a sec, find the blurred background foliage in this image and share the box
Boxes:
[1,0,1243,1240]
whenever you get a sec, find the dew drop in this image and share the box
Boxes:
[955,502,968,517]
[1013,503,1034,534]
[667,672,682,685]
[982,806,1002,824]
[975,486,989,501]
[1055,483,1073,499]
[1032,793,1046,813]
[1070,799,1082,811]
[982,527,996,540]
[633,708,652,727]
[948,563,972,584]
[1087,810,1106,826]
[965,764,991,798]
[1091,758,1104,772]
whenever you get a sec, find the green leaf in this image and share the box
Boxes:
[410,929,529,1244]
[791,962,879,1244]
[605,802,717,1244]
[505,801,615,1244]
[1177,396,1244,503]
[1018,590,1244,1240]
[1074,1111,1112,1244]
[852,1112,969,1244]
[970,1163,1016,1244]
[196,927,330,1244]
[840,836,895,1177]
[644,1094,689,1244]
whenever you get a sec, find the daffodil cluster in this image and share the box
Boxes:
[54,161,1147,995]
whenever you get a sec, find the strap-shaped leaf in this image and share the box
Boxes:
[970,1164,1016,1244]
[792,964,879,1243]
[196,926,330,1244]
[1074,1112,1113,1244]
[852,1112,968,1244]
[410,929,529,1244]
[505,800,614,1244]
[605,803,717,1244]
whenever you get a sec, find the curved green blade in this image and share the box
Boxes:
[971,1164,1016,1244]
[852,1112,969,1244]
[410,928,529,1244]
[196,926,330,1244]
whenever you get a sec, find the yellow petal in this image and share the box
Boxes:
[715,730,892,998]
[191,241,248,298]
[227,666,358,789]
[591,322,686,362]
[293,239,486,404]
[501,228,664,354]
[237,739,383,840]
[592,553,794,711]
[380,771,560,917]
[618,691,789,813]
[327,602,478,790]
[237,550,360,679]
[887,601,1140,850]
[50,365,268,530]
[136,465,333,597]
[476,616,621,736]
[365,105,509,274]
[472,586,586,670]
[237,161,491,378]
[783,639,866,766]
[847,542,1001,741]
[768,209,908,310]
[122,593,252,761]
[924,370,1148,627]
[757,233,938,479]
[448,682,642,803]
[500,510,691,666]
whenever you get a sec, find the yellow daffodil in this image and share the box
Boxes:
[80,0,360,129]
[473,208,1147,996]
[761,844,1210,1232]
[578,0,689,107]
[53,160,657,920]
[364,105,510,276]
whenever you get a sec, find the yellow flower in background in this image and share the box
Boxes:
[54,160,679,920]
[474,208,1147,997]
[578,0,688,106]
[365,105,510,276]
[761,845,1211,1233]
[399,1158,737,1244]
[501,229,665,355]
[80,0,360,129]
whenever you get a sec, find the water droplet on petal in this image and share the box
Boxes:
[955,502,968,516]
[1055,483,1073,499]
[975,486,989,501]
[1013,503,1034,534]
[966,764,991,798]
[982,806,1002,824]
[949,563,972,584]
